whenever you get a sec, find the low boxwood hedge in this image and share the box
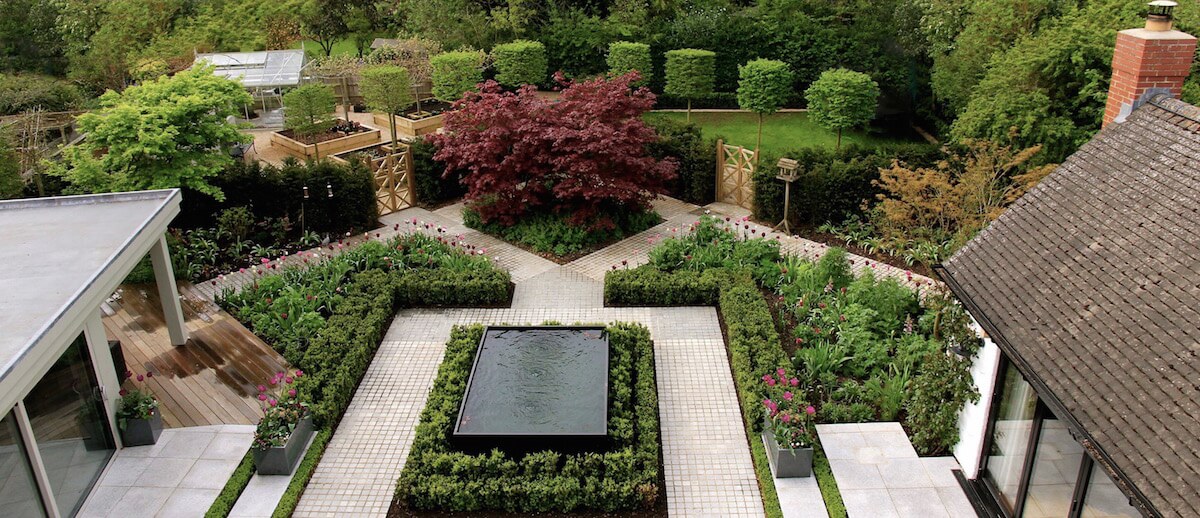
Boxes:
[395,323,661,513]
[604,266,721,306]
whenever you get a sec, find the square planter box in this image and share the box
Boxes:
[253,416,314,475]
[120,411,163,447]
[372,112,444,139]
[762,428,814,478]
[270,127,381,160]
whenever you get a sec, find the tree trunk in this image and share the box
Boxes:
[836,128,842,151]
[756,112,764,163]
[686,99,691,123]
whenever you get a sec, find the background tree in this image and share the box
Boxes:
[282,83,337,158]
[664,49,715,122]
[805,68,879,150]
[301,0,348,57]
[51,66,251,200]
[429,71,676,226]
[360,65,414,157]
[0,129,22,199]
[345,5,376,58]
[491,39,547,88]
[736,58,793,154]
[431,50,486,103]
[607,41,652,86]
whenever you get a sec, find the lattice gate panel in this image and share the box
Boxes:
[374,145,413,216]
[716,140,755,210]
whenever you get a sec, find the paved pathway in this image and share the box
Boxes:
[817,423,975,517]
[78,425,254,518]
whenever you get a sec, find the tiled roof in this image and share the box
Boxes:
[941,95,1200,517]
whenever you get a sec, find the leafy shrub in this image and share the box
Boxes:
[805,68,880,149]
[906,352,979,456]
[0,73,84,115]
[491,40,547,88]
[645,116,716,205]
[664,49,715,112]
[648,216,780,274]
[409,136,465,207]
[430,50,485,103]
[604,267,722,306]
[539,7,615,79]
[396,323,661,513]
[464,207,659,258]
[607,41,652,85]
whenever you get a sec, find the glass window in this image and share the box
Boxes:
[0,410,46,517]
[984,364,1039,513]
[1081,465,1140,517]
[22,333,114,517]
[1022,413,1084,517]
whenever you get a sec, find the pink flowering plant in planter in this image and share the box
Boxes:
[116,370,158,422]
[761,367,816,450]
[252,369,309,451]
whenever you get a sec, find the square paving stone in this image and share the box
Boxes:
[890,487,951,518]
[841,488,899,518]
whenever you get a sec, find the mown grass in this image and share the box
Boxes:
[646,111,914,155]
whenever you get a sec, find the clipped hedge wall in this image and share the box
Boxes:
[410,136,466,207]
[394,269,510,306]
[607,41,653,85]
[492,40,547,88]
[396,323,661,513]
[604,267,721,306]
[431,50,486,103]
[645,116,717,205]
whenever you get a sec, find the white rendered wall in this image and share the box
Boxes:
[954,321,1002,479]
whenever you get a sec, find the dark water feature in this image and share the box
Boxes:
[454,326,608,452]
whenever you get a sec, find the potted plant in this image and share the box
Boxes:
[117,371,162,446]
[251,370,313,475]
[760,368,816,478]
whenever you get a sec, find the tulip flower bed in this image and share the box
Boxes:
[393,323,662,515]
[208,231,512,518]
[604,215,981,517]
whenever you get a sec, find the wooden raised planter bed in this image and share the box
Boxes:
[329,142,407,167]
[270,126,381,160]
[371,111,444,139]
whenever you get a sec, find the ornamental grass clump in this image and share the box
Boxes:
[253,369,309,451]
[116,370,158,425]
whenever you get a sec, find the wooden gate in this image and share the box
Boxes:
[716,139,755,209]
[372,144,414,215]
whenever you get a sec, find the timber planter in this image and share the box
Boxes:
[270,127,381,160]
[372,111,444,139]
[120,411,163,447]
[253,415,314,475]
[762,427,813,478]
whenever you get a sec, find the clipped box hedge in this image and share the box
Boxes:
[431,50,486,103]
[492,40,547,88]
[396,323,661,513]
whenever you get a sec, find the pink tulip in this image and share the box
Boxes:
[806,406,816,416]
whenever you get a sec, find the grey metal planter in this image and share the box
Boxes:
[253,416,314,475]
[121,412,163,447]
[762,428,814,478]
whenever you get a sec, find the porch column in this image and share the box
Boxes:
[84,312,123,447]
[149,235,188,346]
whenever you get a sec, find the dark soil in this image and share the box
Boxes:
[398,99,454,120]
[278,125,371,145]
[388,501,667,518]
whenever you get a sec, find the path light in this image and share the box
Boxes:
[326,183,334,198]
[773,158,800,234]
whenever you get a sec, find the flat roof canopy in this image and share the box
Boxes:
[194,50,307,89]
[0,190,181,404]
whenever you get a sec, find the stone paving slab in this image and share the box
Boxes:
[816,423,975,518]
[297,306,763,518]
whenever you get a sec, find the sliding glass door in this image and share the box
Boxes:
[984,362,1039,513]
[22,332,115,517]
[0,410,46,517]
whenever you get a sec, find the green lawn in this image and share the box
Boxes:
[290,37,377,58]
[647,112,915,155]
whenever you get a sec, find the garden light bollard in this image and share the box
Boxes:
[773,157,801,234]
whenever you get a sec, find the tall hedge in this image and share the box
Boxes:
[431,50,486,103]
[645,116,716,205]
[492,40,547,88]
[410,136,465,206]
[607,41,652,86]
[664,49,716,119]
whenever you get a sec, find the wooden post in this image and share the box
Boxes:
[715,139,724,202]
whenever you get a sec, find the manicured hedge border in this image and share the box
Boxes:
[395,323,662,513]
[208,251,512,517]
[604,266,791,518]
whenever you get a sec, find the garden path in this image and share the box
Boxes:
[817,423,975,517]
[194,195,935,518]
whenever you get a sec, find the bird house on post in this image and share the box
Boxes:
[773,158,801,233]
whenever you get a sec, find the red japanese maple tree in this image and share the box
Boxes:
[429,71,677,227]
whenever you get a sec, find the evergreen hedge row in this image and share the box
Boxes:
[492,40,547,88]
[395,323,661,513]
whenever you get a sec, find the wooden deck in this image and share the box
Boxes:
[101,282,290,428]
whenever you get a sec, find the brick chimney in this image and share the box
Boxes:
[1103,1,1197,127]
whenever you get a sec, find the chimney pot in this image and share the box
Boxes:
[1147,0,1178,31]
